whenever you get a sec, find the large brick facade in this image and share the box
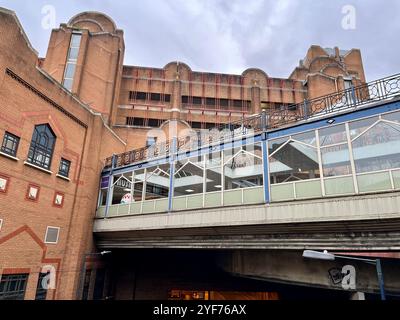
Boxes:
[0,8,366,300]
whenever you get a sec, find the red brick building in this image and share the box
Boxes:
[0,8,367,300]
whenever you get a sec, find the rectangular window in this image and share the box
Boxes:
[193,97,202,105]
[233,100,242,108]
[148,119,159,128]
[206,98,216,107]
[1,132,20,157]
[191,122,202,129]
[164,94,171,103]
[181,96,189,104]
[62,32,82,91]
[133,118,145,126]
[150,93,161,101]
[0,274,29,300]
[136,92,147,100]
[35,273,48,300]
[220,99,229,107]
[58,158,71,178]
[45,226,60,244]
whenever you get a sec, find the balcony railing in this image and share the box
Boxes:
[105,73,400,170]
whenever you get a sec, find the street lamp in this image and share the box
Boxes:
[302,250,386,300]
[76,251,112,300]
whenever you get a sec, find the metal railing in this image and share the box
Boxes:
[104,73,400,170]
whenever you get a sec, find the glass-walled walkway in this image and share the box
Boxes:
[97,104,400,218]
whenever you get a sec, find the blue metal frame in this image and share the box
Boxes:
[99,99,400,215]
[261,135,270,203]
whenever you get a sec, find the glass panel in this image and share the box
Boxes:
[392,169,400,189]
[63,78,73,91]
[173,197,187,211]
[291,131,317,146]
[295,180,322,199]
[206,151,221,168]
[224,151,263,190]
[243,187,264,204]
[70,34,82,47]
[324,176,355,195]
[129,202,142,215]
[68,47,79,60]
[224,189,242,206]
[223,147,241,162]
[108,206,118,217]
[270,183,295,201]
[243,142,263,157]
[118,204,130,215]
[64,63,76,79]
[206,167,222,192]
[99,189,108,206]
[382,111,400,123]
[269,141,320,184]
[319,124,347,146]
[142,200,155,213]
[174,157,204,197]
[321,144,352,177]
[357,172,392,193]
[154,198,169,212]
[268,137,288,155]
[145,164,170,200]
[96,206,106,218]
[133,169,145,202]
[111,173,133,205]
[349,116,379,139]
[186,194,203,209]
[352,122,400,173]
[204,192,221,207]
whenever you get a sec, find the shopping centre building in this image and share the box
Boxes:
[1,8,399,300]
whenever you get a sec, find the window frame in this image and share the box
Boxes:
[58,158,71,178]
[0,273,29,300]
[1,132,20,157]
[27,124,56,170]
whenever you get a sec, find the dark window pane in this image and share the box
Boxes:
[164,94,171,103]
[191,122,202,129]
[35,273,49,300]
[205,123,216,129]
[59,158,71,178]
[148,119,159,127]
[136,92,147,100]
[206,98,216,106]
[0,274,29,300]
[220,99,229,107]
[1,132,20,157]
[133,118,145,126]
[181,96,189,104]
[27,124,56,170]
[150,93,161,101]
[193,97,202,105]
[233,100,242,108]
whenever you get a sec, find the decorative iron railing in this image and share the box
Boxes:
[104,73,400,170]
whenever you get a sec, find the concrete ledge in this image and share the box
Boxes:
[94,191,400,234]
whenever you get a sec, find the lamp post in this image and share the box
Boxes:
[76,251,112,300]
[302,250,386,300]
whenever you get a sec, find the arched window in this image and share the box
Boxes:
[27,124,56,170]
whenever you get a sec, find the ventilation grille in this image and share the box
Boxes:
[45,227,59,244]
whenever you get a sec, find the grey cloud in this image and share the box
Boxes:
[0,0,399,80]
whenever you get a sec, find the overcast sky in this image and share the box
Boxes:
[1,0,399,80]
